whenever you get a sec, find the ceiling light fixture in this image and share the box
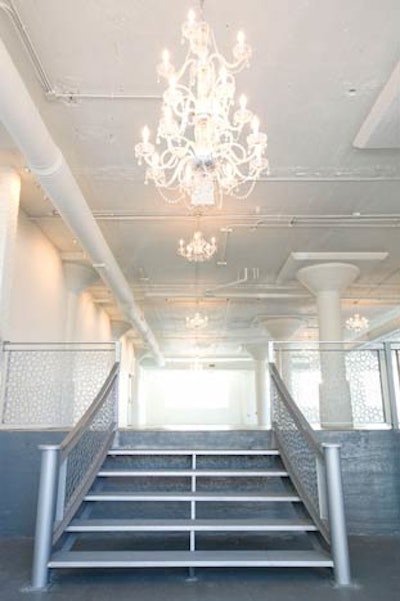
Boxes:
[134,2,269,208]
[186,311,208,329]
[177,230,217,262]
[345,313,369,332]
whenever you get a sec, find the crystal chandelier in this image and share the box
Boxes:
[345,313,369,332]
[186,312,208,329]
[134,4,269,208]
[177,230,217,262]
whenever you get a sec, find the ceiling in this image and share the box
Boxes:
[1,0,400,362]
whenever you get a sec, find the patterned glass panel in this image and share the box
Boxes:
[1,344,115,428]
[345,350,385,425]
[271,376,326,534]
[64,379,117,512]
[276,344,387,428]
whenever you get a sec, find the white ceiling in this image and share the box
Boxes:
[1,0,400,359]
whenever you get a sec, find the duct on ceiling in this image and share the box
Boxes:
[0,37,163,364]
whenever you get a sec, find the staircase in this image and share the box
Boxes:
[48,430,333,573]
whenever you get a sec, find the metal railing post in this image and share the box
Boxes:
[316,454,328,520]
[31,445,59,590]
[55,457,68,522]
[323,443,351,586]
[383,342,399,429]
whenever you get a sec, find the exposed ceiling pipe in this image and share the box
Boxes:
[0,37,164,365]
[205,268,249,296]
[30,211,400,228]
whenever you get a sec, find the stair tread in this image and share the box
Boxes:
[67,518,317,532]
[98,469,288,477]
[49,549,333,568]
[108,449,279,456]
[84,491,301,502]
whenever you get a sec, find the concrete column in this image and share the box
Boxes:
[297,263,359,429]
[0,169,21,339]
[129,348,147,427]
[261,318,305,386]
[63,261,99,342]
[62,262,99,424]
[110,320,131,341]
[244,344,269,428]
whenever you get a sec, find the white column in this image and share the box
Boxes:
[244,344,269,428]
[297,263,359,428]
[63,261,99,342]
[129,349,147,428]
[62,262,99,424]
[110,320,131,341]
[110,322,133,427]
[0,169,21,339]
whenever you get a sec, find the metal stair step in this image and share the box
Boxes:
[84,491,301,502]
[97,469,288,478]
[108,449,280,456]
[66,518,317,532]
[49,549,333,568]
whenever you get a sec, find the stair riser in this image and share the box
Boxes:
[91,478,294,493]
[116,430,274,450]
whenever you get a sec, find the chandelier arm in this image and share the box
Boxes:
[157,187,185,204]
[207,51,248,75]
[208,30,250,73]
[174,53,197,82]
[230,179,257,200]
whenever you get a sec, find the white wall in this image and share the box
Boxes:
[7,210,111,342]
[140,368,257,427]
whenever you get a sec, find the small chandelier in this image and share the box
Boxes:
[134,5,268,208]
[345,313,369,332]
[186,312,208,329]
[177,230,217,262]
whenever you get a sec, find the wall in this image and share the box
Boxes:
[7,211,65,341]
[0,430,66,536]
[6,210,110,342]
[0,429,399,537]
[318,430,400,535]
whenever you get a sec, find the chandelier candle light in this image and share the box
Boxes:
[345,313,369,332]
[135,6,269,207]
[177,230,217,262]
[186,312,208,329]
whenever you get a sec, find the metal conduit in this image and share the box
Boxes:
[0,37,163,364]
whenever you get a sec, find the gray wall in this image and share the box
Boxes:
[0,431,66,537]
[318,430,400,535]
[0,429,399,537]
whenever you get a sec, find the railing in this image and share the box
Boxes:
[0,342,117,428]
[269,363,351,586]
[31,362,119,590]
[270,341,400,429]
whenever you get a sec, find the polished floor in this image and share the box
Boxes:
[0,536,399,600]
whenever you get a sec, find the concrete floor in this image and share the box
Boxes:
[0,537,399,600]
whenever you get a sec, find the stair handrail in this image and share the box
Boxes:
[269,362,351,586]
[269,362,323,459]
[31,362,119,590]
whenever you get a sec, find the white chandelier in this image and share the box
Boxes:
[186,312,208,329]
[134,5,269,207]
[345,313,369,332]
[177,230,217,262]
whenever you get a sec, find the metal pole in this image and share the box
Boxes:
[383,342,399,429]
[323,443,351,586]
[31,445,59,589]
